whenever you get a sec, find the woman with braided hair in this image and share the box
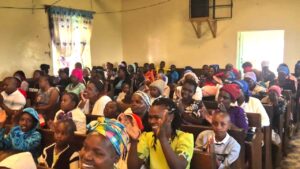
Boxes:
[127,98,194,169]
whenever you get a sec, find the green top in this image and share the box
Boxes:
[65,83,86,96]
[137,130,194,169]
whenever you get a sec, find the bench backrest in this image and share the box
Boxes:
[191,150,217,169]
[246,113,261,128]
[38,129,86,152]
[86,114,101,124]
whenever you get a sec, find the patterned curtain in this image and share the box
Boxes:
[47,6,94,75]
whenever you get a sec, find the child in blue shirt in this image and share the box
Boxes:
[0,107,41,160]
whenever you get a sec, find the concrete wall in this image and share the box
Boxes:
[0,0,123,78]
[122,0,300,69]
[1,0,299,79]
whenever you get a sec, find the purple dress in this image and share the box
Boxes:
[228,106,249,131]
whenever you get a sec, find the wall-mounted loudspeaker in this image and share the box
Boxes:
[190,0,210,18]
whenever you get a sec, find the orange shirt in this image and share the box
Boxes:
[144,70,155,82]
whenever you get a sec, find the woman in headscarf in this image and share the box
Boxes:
[127,64,136,80]
[261,61,275,83]
[276,64,297,93]
[233,80,270,127]
[81,117,129,169]
[127,91,151,132]
[261,85,287,133]
[217,84,248,131]
[173,71,203,101]
[242,61,263,82]
[244,71,267,97]
[65,69,86,96]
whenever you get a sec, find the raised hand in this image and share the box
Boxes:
[80,91,87,101]
[218,103,227,112]
[206,136,214,153]
[119,114,141,141]
[155,110,169,140]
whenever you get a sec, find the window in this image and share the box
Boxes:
[237,30,284,73]
[47,6,93,75]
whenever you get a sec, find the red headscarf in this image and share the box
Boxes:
[268,85,282,96]
[131,114,144,131]
[220,84,241,100]
[71,68,83,82]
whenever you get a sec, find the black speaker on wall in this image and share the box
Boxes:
[190,0,210,18]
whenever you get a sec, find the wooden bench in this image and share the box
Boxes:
[181,125,246,169]
[263,104,283,168]
[262,105,274,169]
[86,114,101,124]
[245,113,263,169]
[191,149,217,169]
[282,90,293,156]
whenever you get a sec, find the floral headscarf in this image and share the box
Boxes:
[87,117,129,160]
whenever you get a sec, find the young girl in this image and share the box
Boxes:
[174,71,203,101]
[116,82,131,103]
[177,79,209,125]
[0,107,41,160]
[65,69,86,96]
[104,101,120,119]
[149,79,165,104]
[127,98,194,169]
[54,92,86,134]
[157,73,170,98]
[39,119,79,169]
[112,67,131,97]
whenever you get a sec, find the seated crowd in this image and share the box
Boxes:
[0,60,299,169]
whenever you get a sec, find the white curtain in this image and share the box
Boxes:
[47,6,93,75]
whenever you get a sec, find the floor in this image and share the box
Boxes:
[278,131,300,169]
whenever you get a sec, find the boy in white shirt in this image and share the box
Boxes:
[195,112,241,169]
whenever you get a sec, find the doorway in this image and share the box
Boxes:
[236,30,285,73]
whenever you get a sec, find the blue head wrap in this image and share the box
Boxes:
[277,65,290,75]
[232,80,251,97]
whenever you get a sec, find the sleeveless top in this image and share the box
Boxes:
[36,87,59,106]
